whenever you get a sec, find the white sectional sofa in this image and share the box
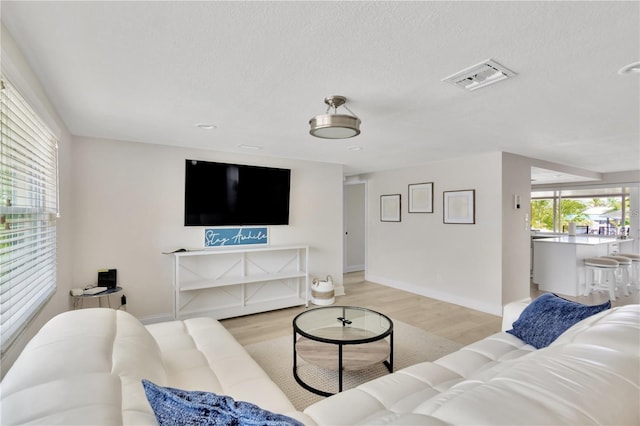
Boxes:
[303,301,640,425]
[1,300,638,425]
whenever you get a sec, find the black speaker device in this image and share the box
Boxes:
[98,269,117,289]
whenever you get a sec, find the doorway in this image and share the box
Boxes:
[344,181,366,273]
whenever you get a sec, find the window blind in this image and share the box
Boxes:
[0,75,58,354]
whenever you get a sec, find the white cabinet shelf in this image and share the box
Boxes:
[172,245,309,320]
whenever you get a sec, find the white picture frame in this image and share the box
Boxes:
[443,190,475,224]
[408,182,434,213]
[380,194,401,222]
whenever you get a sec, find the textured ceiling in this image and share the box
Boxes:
[2,1,639,177]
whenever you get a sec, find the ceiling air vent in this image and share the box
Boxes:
[442,59,516,91]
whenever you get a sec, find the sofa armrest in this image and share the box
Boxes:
[501,299,531,331]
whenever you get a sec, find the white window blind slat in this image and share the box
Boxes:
[0,237,57,289]
[1,123,55,170]
[1,87,55,143]
[0,281,54,348]
[0,75,58,354]
[1,259,55,315]
[1,130,56,171]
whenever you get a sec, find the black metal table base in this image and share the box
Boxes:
[292,331,394,396]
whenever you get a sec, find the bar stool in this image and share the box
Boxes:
[583,257,619,300]
[616,253,640,290]
[602,255,632,296]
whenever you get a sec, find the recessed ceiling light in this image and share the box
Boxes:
[618,61,640,75]
[348,146,363,151]
[442,59,516,91]
[196,123,216,130]
[238,144,263,150]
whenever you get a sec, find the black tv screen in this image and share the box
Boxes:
[184,160,291,226]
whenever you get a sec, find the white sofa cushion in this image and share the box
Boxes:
[145,317,301,417]
[1,309,166,425]
[1,374,123,425]
[550,302,640,352]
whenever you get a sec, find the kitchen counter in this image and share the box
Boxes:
[532,237,633,296]
[533,236,630,245]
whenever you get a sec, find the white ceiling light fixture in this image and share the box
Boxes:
[442,59,516,91]
[309,95,361,139]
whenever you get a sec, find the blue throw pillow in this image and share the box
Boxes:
[142,379,303,426]
[506,293,610,349]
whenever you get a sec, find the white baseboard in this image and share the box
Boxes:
[364,273,503,316]
[344,265,365,273]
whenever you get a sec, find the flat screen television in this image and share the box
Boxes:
[184,159,291,226]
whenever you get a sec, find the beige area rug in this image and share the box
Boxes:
[244,320,463,411]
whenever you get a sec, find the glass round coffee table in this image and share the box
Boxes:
[292,306,393,396]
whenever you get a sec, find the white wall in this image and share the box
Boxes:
[71,137,344,321]
[501,153,534,304]
[364,152,530,316]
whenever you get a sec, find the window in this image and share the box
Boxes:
[531,188,631,236]
[0,75,59,354]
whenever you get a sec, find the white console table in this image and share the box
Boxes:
[172,245,309,320]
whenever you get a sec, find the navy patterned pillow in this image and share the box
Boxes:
[506,293,610,349]
[142,379,303,426]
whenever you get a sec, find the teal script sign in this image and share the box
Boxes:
[205,227,269,247]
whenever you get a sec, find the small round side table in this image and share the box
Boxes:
[71,286,123,310]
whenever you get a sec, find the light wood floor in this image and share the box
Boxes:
[221,272,502,347]
[221,271,639,347]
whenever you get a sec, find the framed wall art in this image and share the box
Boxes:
[408,182,434,213]
[380,194,401,222]
[443,190,475,224]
